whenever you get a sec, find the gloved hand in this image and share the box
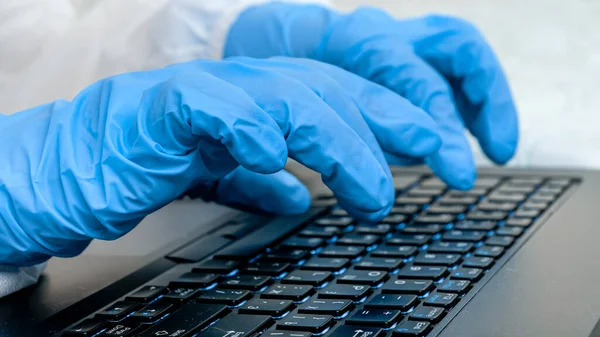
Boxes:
[0,57,441,266]
[225,3,519,189]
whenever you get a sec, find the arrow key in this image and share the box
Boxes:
[346,309,402,328]
[131,301,173,322]
[277,314,333,333]
[327,325,385,337]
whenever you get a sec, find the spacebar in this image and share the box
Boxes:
[214,209,322,260]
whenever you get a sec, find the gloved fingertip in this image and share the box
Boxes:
[340,199,393,223]
[405,128,443,157]
[239,142,289,174]
[426,151,477,191]
[481,140,517,165]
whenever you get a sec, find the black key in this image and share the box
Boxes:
[299,226,341,239]
[198,314,271,337]
[466,210,507,221]
[475,246,505,258]
[452,267,484,281]
[197,289,251,305]
[400,224,444,235]
[477,201,518,212]
[346,309,402,328]
[315,217,353,227]
[514,209,541,218]
[328,325,384,337]
[438,195,477,205]
[365,294,417,311]
[337,270,388,286]
[438,279,471,294]
[474,177,502,188]
[170,272,220,289]
[387,234,431,246]
[505,217,533,228]
[281,237,325,250]
[131,301,173,322]
[277,314,333,333]
[397,265,448,280]
[265,249,310,263]
[355,257,403,271]
[99,323,139,337]
[485,235,514,247]
[320,245,365,258]
[355,224,393,235]
[371,245,417,258]
[318,284,371,300]
[263,329,312,337]
[238,298,294,316]
[427,241,473,254]
[126,285,167,303]
[262,284,314,301]
[394,320,431,336]
[413,253,461,266]
[395,196,432,205]
[424,292,459,308]
[442,230,486,242]
[495,226,524,237]
[380,214,408,225]
[63,319,104,337]
[282,270,333,286]
[462,256,494,269]
[302,257,350,271]
[162,288,199,303]
[454,220,497,231]
[337,234,380,246]
[409,306,445,323]
[391,205,420,215]
[138,303,227,337]
[408,187,445,197]
[193,259,240,274]
[381,279,433,295]
[522,201,549,210]
[298,299,353,316]
[221,274,272,291]
[413,214,454,224]
[330,208,349,217]
[244,261,291,276]
[96,301,139,320]
[426,204,467,215]
[487,192,527,203]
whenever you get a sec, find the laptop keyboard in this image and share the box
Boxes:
[62,173,574,337]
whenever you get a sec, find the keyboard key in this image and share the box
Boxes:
[302,257,350,271]
[409,306,445,323]
[355,257,403,271]
[425,204,467,215]
[319,284,371,301]
[380,214,408,225]
[131,301,173,322]
[381,279,433,295]
[413,214,454,224]
[238,298,294,316]
[281,237,325,250]
[170,272,219,289]
[454,220,497,231]
[445,188,489,197]
[221,275,272,291]
[99,323,139,337]
[514,209,541,218]
[192,259,240,274]
[437,279,471,294]
[244,261,291,276]
[337,270,388,286]
[298,299,353,316]
[320,245,365,259]
[355,224,393,235]
[466,210,507,221]
[397,265,448,280]
[488,192,527,203]
[299,226,341,239]
[391,205,420,215]
[475,246,505,258]
[438,195,477,205]
[315,217,353,227]
[496,185,535,194]
[474,177,502,188]
[392,174,421,190]
[522,201,549,210]
[63,319,104,337]
[162,288,199,303]
[477,201,518,212]
[282,270,332,286]
[408,188,444,197]
[277,314,333,333]
[265,249,309,263]
[330,208,349,217]
[400,224,444,235]
[427,242,473,254]
[387,234,431,246]
[126,285,167,303]
[395,196,432,205]
[413,253,461,266]
[505,217,533,227]
[508,177,543,186]
[96,301,139,320]
[337,234,380,246]
[327,325,384,337]
[529,193,556,203]
[442,230,486,242]
[371,245,417,258]
[138,303,227,337]
[262,284,314,301]
[198,314,271,337]
[495,226,524,237]
[424,292,459,308]
[393,320,431,336]
[365,294,418,311]
[346,309,402,328]
[547,178,571,187]
[462,256,494,269]
[451,267,484,281]
[197,289,251,305]
[420,177,446,188]
[263,329,312,337]
[486,235,515,247]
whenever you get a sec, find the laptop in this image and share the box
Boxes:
[2,166,600,337]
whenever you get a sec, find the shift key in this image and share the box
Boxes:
[197,314,271,337]
[139,303,226,337]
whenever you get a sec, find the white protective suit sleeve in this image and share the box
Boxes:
[0,0,328,298]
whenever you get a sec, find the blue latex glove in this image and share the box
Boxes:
[0,57,441,266]
[225,3,520,189]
